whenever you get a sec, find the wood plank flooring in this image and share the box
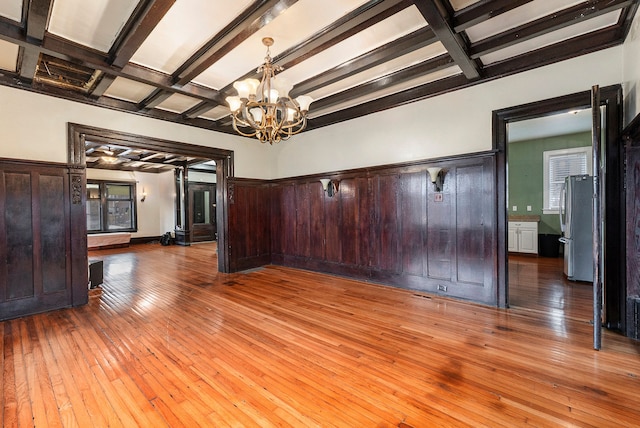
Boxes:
[508,254,594,321]
[2,243,640,427]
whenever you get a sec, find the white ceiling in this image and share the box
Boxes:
[0,0,636,135]
[508,108,592,142]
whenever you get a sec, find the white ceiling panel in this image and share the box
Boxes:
[308,66,462,119]
[130,0,254,74]
[279,5,428,86]
[192,0,369,90]
[465,0,585,42]
[448,0,482,12]
[0,39,19,72]
[481,11,621,65]
[154,93,201,114]
[198,105,232,121]
[103,77,156,103]
[0,0,22,22]
[508,108,591,142]
[48,0,140,52]
[307,42,447,101]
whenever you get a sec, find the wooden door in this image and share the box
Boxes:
[0,164,72,320]
[189,182,216,242]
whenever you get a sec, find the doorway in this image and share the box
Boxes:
[68,123,235,273]
[493,86,625,332]
[506,108,594,320]
[189,182,217,242]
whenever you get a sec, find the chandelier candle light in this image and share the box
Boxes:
[226,37,313,145]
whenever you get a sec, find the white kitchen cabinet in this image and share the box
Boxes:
[508,221,538,254]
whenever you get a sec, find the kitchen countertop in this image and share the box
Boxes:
[508,215,541,222]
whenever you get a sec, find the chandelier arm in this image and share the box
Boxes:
[231,116,258,138]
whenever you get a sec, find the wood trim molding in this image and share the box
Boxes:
[492,84,625,328]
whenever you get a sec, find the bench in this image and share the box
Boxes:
[87,232,131,250]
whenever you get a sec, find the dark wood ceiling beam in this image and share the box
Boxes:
[90,75,117,98]
[173,0,298,86]
[274,0,412,71]
[0,20,227,104]
[138,88,172,109]
[25,0,53,40]
[453,0,532,32]
[309,25,624,132]
[182,101,217,120]
[482,25,622,79]
[110,0,176,68]
[227,0,412,94]
[413,0,480,79]
[307,73,469,130]
[310,53,455,113]
[290,26,437,98]
[469,0,633,59]
[17,46,40,81]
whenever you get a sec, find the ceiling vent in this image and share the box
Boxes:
[34,54,102,93]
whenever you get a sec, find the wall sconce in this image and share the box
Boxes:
[140,188,147,202]
[427,167,445,192]
[319,178,339,197]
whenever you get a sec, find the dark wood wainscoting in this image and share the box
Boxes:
[271,155,497,305]
[0,160,87,321]
[624,114,640,339]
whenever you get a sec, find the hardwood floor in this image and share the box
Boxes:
[508,254,594,321]
[2,243,640,427]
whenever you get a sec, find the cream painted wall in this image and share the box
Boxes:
[0,85,277,179]
[273,46,623,179]
[87,168,175,237]
[623,6,640,126]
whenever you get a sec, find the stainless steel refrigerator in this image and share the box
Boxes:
[559,175,593,282]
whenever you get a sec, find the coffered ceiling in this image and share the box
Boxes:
[0,0,637,140]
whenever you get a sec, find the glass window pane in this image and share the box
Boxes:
[87,183,101,199]
[86,200,102,231]
[107,184,131,199]
[107,200,133,230]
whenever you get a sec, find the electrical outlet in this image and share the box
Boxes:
[512,205,517,211]
[527,205,532,211]
[437,284,447,292]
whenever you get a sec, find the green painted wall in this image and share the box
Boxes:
[508,131,590,234]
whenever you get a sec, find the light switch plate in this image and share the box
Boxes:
[512,206,517,211]
[527,205,532,211]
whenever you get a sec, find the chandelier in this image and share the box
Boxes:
[226,37,313,145]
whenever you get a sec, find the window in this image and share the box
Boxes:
[86,181,137,233]
[543,146,592,214]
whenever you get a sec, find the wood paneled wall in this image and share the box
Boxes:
[228,154,499,305]
[227,179,271,272]
[0,160,87,321]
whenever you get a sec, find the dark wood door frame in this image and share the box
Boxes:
[492,85,625,331]
[68,123,235,273]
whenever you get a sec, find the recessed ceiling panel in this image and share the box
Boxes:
[480,11,621,65]
[192,0,369,90]
[0,39,19,72]
[198,106,231,121]
[279,5,428,85]
[0,0,22,22]
[306,42,447,101]
[154,93,201,114]
[130,0,254,74]
[103,77,156,103]
[48,0,140,52]
[448,0,482,12]
[465,0,585,42]
[308,66,462,119]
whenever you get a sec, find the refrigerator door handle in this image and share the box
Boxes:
[559,180,567,233]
